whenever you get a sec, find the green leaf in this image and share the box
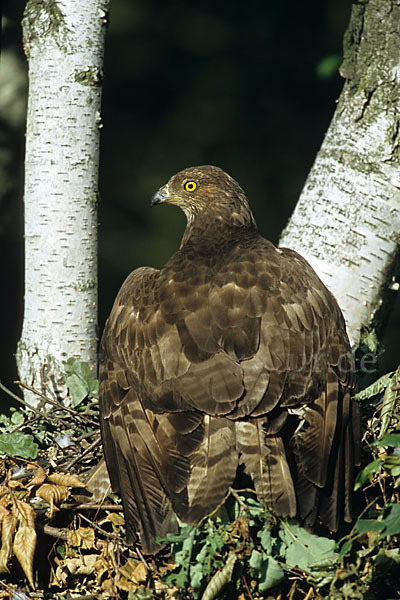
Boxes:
[0,431,39,459]
[89,379,99,396]
[249,549,263,570]
[129,588,154,599]
[162,526,196,588]
[66,373,88,407]
[261,557,284,591]
[354,372,393,401]
[279,521,338,573]
[355,519,385,534]
[374,433,400,447]
[387,464,400,477]
[378,376,398,440]
[10,411,24,426]
[382,451,400,476]
[354,458,382,490]
[163,565,187,589]
[244,495,263,511]
[162,525,195,545]
[259,526,273,554]
[65,357,98,407]
[360,330,382,355]
[356,504,400,537]
[189,531,219,591]
[204,522,225,555]
[338,539,352,557]
[245,495,264,525]
[379,504,400,536]
[249,550,284,591]
[190,559,206,591]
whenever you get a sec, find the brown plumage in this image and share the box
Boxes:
[99,165,360,553]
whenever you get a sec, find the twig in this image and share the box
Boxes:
[16,380,98,426]
[242,575,254,600]
[0,380,45,418]
[61,435,102,471]
[74,429,101,443]
[36,522,68,541]
[304,586,314,600]
[77,513,151,571]
[63,503,123,511]
[136,546,151,572]
[37,520,128,556]
[228,487,252,512]
[9,414,42,435]
[78,511,124,542]
[347,496,382,539]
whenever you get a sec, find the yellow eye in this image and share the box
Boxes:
[184,180,197,192]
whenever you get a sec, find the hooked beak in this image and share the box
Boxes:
[151,184,170,206]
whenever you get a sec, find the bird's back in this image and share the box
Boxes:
[99,166,360,553]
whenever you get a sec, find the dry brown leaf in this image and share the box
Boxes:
[116,557,148,591]
[36,483,70,518]
[94,546,118,582]
[7,480,26,490]
[66,529,80,547]
[78,526,96,549]
[26,463,39,470]
[36,483,70,505]
[13,501,37,589]
[155,580,180,597]
[29,466,47,487]
[93,554,110,583]
[115,576,138,592]
[0,485,10,499]
[48,472,86,488]
[67,526,95,549]
[64,554,98,576]
[132,562,147,584]
[105,512,125,526]
[96,512,125,538]
[0,496,10,523]
[12,497,35,528]
[101,577,118,596]
[52,563,68,587]
[0,513,17,574]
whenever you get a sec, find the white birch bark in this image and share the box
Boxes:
[279,0,400,348]
[17,0,111,404]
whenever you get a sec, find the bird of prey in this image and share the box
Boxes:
[99,165,360,554]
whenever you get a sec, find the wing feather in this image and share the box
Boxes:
[237,420,297,517]
[99,202,359,553]
[294,368,339,488]
[184,416,238,523]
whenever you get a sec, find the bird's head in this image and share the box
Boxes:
[151,165,256,229]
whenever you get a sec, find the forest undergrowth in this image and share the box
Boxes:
[0,341,399,600]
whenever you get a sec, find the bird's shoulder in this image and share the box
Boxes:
[101,266,160,358]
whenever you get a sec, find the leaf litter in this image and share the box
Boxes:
[0,359,399,599]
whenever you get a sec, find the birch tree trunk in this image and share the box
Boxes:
[279,0,400,348]
[17,0,111,405]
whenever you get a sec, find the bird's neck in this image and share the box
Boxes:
[180,203,257,250]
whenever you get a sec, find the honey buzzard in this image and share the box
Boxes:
[99,166,360,553]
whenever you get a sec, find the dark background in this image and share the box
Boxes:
[1,0,398,405]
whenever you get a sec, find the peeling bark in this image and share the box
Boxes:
[279,0,400,347]
[17,0,111,404]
